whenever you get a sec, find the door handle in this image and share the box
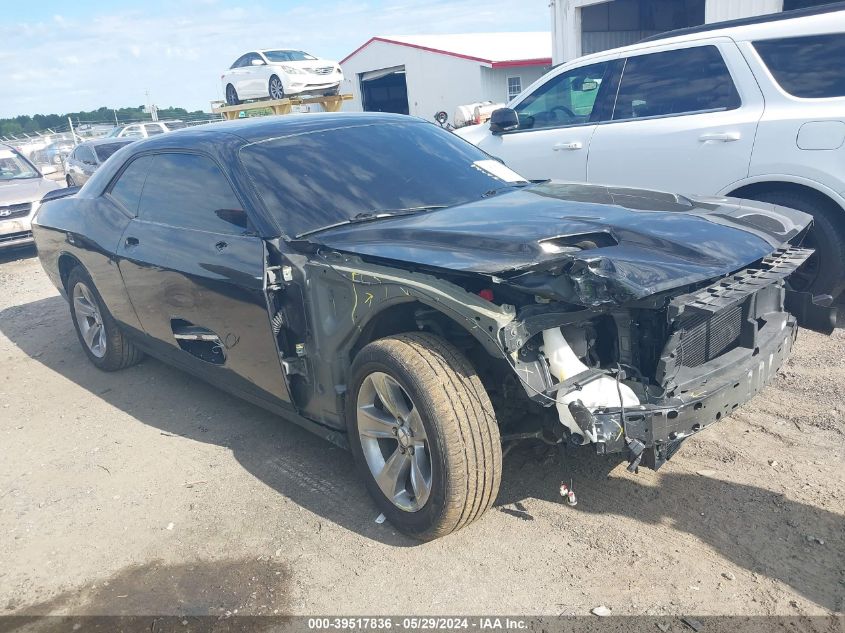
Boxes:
[124,236,139,247]
[699,132,741,142]
[553,141,583,151]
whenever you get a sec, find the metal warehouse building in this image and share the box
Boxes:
[551,0,836,63]
[339,33,552,123]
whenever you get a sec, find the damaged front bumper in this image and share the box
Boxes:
[514,247,837,470]
[591,310,796,470]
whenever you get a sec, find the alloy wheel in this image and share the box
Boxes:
[72,282,107,358]
[269,77,285,100]
[356,372,432,512]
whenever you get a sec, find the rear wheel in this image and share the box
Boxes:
[67,267,144,371]
[225,84,240,106]
[66,175,76,187]
[346,333,501,541]
[269,75,285,100]
[746,189,845,300]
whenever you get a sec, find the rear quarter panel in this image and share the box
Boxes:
[33,195,143,331]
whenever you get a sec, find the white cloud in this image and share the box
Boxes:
[0,0,548,118]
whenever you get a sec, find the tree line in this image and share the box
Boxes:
[0,106,209,137]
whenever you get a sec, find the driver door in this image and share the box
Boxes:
[473,60,621,181]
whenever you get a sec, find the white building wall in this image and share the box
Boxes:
[705,0,783,23]
[552,0,786,64]
[340,40,485,122]
[480,66,549,105]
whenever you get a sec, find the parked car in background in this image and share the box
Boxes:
[31,114,835,540]
[64,138,136,187]
[457,5,845,302]
[107,120,188,139]
[0,143,61,251]
[33,139,75,166]
[221,49,343,105]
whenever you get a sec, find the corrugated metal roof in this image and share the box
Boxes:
[341,32,552,67]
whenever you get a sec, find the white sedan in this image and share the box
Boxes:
[221,49,343,104]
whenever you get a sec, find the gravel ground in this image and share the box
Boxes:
[0,247,843,622]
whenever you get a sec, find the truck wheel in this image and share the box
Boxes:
[748,189,845,300]
[67,267,144,371]
[346,332,501,541]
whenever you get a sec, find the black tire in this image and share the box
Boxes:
[66,267,144,371]
[346,332,501,541]
[269,75,285,100]
[225,84,240,106]
[66,175,75,187]
[746,189,845,300]
[324,86,340,97]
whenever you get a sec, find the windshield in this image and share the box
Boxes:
[239,120,528,238]
[263,50,317,62]
[0,148,40,180]
[94,141,132,162]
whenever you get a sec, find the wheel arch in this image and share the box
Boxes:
[346,298,502,370]
[57,251,85,292]
[723,177,845,218]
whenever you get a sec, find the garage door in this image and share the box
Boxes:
[360,66,409,115]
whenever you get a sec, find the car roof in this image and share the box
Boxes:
[562,4,845,66]
[122,112,416,151]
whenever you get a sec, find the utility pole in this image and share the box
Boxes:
[114,109,119,126]
[67,117,78,146]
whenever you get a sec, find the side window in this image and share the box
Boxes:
[108,155,154,214]
[613,46,740,120]
[137,153,248,233]
[513,61,611,130]
[231,55,247,69]
[753,34,845,99]
[77,146,96,165]
[121,125,144,138]
[144,124,164,136]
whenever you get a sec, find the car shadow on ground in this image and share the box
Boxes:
[496,442,844,613]
[1,296,843,610]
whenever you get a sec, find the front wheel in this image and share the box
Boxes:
[67,267,144,371]
[747,190,845,300]
[346,333,501,541]
[225,84,240,106]
[269,75,285,100]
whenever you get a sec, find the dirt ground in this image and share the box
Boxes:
[1,246,843,622]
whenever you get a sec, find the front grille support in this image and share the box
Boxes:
[655,248,813,393]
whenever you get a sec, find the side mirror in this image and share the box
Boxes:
[489,108,520,135]
[250,59,265,66]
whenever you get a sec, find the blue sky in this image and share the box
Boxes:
[0,0,549,119]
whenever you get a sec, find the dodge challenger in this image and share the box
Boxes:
[32,113,836,540]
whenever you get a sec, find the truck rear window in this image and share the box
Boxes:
[753,33,845,98]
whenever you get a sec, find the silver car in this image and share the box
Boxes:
[64,138,136,187]
[0,143,61,251]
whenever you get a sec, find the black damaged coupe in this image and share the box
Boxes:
[33,113,836,540]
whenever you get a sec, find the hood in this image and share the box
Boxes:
[311,182,812,305]
[0,177,60,206]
